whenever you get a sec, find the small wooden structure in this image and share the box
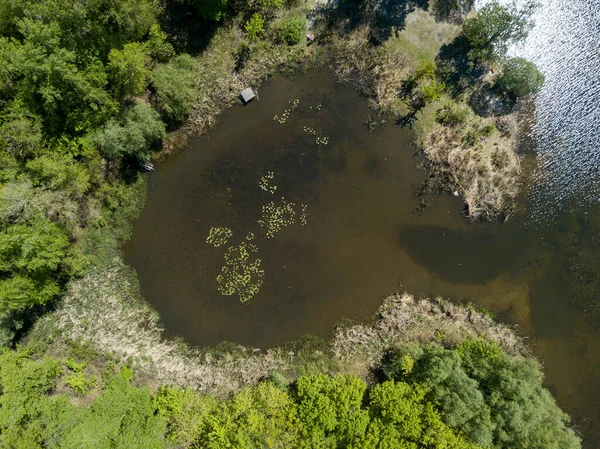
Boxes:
[240,87,256,104]
[140,160,155,171]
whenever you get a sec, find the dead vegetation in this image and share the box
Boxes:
[38,256,526,395]
[419,102,521,221]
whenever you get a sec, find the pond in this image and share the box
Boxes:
[125,70,600,447]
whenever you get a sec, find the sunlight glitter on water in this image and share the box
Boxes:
[478,0,600,220]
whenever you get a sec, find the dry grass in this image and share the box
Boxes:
[330,27,412,116]
[331,293,527,372]
[387,9,460,66]
[421,107,521,221]
[41,256,526,395]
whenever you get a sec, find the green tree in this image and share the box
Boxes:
[0,219,69,316]
[496,56,545,99]
[0,114,43,159]
[463,1,536,65]
[386,342,582,449]
[146,24,174,63]
[152,54,198,123]
[26,153,90,197]
[193,0,229,21]
[108,42,150,98]
[0,347,75,447]
[296,374,370,448]
[273,17,306,45]
[61,369,166,449]
[91,102,166,160]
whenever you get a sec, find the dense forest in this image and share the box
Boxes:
[0,0,577,448]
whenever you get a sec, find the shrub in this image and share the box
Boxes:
[386,343,582,449]
[244,13,265,40]
[273,17,306,45]
[146,24,174,62]
[436,102,470,126]
[108,42,150,97]
[152,54,198,123]
[497,57,545,99]
[90,102,165,160]
[261,0,284,10]
[193,0,229,21]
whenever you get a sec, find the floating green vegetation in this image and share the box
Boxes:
[302,126,329,145]
[258,197,296,238]
[300,204,308,226]
[273,98,299,124]
[259,171,277,194]
[216,240,264,303]
[206,227,233,247]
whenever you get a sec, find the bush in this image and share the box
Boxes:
[146,24,174,63]
[497,57,545,99]
[386,342,582,449]
[108,42,150,97]
[90,103,165,160]
[193,0,229,21]
[152,54,198,124]
[273,17,306,45]
[436,102,470,126]
[244,13,265,40]
[261,0,284,10]
[0,219,69,316]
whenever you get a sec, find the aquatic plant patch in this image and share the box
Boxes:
[206,227,233,247]
[216,240,265,303]
[258,197,296,238]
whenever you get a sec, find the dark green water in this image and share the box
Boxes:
[125,70,600,446]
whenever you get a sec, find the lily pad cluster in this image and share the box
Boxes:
[216,240,264,303]
[258,198,296,239]
[259,171,277,194]
[206,227,233,247]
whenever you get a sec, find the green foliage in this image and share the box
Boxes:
[91,102,166,160]
[146,24,174,63]
[108,42,150,98]
[261,0,285,10]
[431,0,473,23]
[296,374,370,448]
[436,102,470,126]
[198,382,300,448]
[193,0,229,21]
[0,114,43,159]
[463,1,535,65]
[273,17,306,45]
[0,347,74,448]
[385,342,582,449]
[0,219,69,316]
[497,56,545,99]
[60,370,166,449]
[245,13,265,40]
[152,54,198,123]
[406,62,445,110]
[26,153,90,197]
